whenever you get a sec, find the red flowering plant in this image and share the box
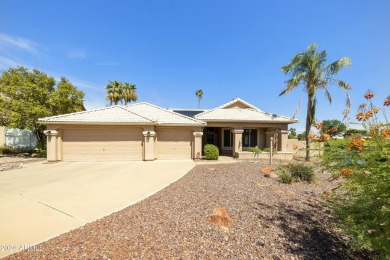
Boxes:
[321,90,390,257]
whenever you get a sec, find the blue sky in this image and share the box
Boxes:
[1,1,389,133]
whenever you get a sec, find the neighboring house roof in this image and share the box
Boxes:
[38,102,205,126]
[195,98,297,123]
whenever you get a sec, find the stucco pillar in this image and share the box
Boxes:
[44,130,59,162]
[232,129,244,158]
[143,131,156,161]
[193,131,203,159]
[265,130,275,148]
[278,130,289,152]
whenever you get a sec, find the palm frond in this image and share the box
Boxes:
[325,57,351,76]
[279,72,305,96]
[324,88,332,104]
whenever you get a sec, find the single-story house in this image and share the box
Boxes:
[38,98,297,162]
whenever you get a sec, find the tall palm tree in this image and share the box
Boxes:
[105,80,122,105]
[122,83,137,105]
[280,43,352,161]
[195,89,203,109]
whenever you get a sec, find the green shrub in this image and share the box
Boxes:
[263,147,277,154]
[38,149,47,158]
[0,146,13,154]
[278,169,293,184]
[276,162,315,183]
[247,147,261,155]
[321,91,390,257]
[344,129,367,136]
[0,146,35,155]
[324,139,348,148]
[203,144,219,160]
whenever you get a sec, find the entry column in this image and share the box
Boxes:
[265,129,275,148]
[232,129,244,158]
[193,131,203,159]
[44,130,59,162]
[278,130,289,151]
[143,131,156,161]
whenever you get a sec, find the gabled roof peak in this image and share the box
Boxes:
[218,98,261,111]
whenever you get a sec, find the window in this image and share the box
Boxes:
[242,129,257,147]
[223,129,233,147]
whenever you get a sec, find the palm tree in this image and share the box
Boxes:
[195,89,203,109]
[105,80,122,105]
[122,83,137,105]
[280,43,352,161]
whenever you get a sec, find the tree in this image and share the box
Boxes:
[321,119,346,137]
[297,131,306,141]
[289,127,297,138]
[122,83,137,105]
[280,43,352,161]
[105,80,122,105]
[0,66,85,149]
[195,89,203,109]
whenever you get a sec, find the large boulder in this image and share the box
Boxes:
[208,207,232,228]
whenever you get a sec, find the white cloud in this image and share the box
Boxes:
[0,33,43,57]
[0,56,21,69]
[67,48,87,59]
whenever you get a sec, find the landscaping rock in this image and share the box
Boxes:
[207,207,232,228]
[260,166,274,174]
[6,163,371,259]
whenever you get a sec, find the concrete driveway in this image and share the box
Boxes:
[0,160,195,258]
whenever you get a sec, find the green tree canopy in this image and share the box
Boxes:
[0,66,85,148]
[321,119,347,137]
[289,127,297,137]
[280,43,352,161]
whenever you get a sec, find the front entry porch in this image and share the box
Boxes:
[202,126,289,158]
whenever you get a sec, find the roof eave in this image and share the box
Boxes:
[38,121,155,125]
[198,119,297,123]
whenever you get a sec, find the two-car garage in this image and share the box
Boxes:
[60,127,193,161]
[39,102,205,162]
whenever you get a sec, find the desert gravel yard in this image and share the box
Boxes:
[6,162,369,259]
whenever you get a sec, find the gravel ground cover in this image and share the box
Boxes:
[0,156,44,171]
[6,162,369,259]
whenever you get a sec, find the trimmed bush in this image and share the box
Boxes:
[0,146,35,155]
[276,162,315,183]
[204,144,219,160]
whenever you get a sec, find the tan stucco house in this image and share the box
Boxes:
[38,98,297,162]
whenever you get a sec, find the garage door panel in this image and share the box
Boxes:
[62,128,143,161]
[157,128,192,160]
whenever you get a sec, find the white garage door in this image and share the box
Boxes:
[62,128,143,161]
[157,128,192,159]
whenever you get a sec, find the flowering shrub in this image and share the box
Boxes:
[322,91,390,257]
